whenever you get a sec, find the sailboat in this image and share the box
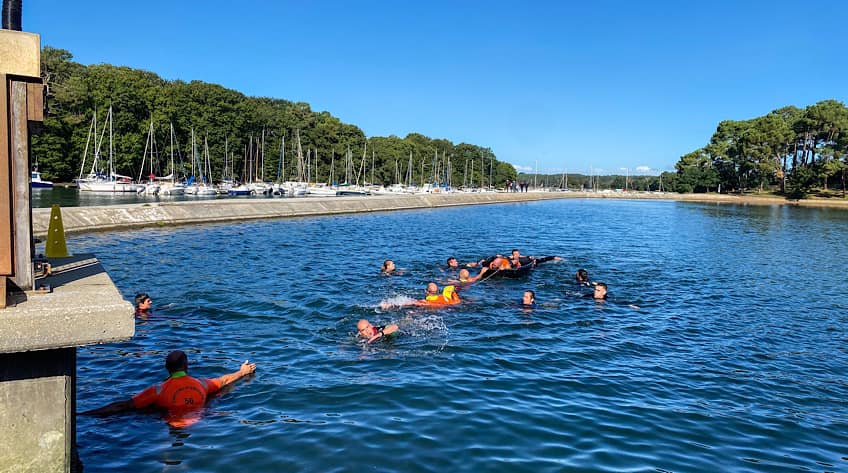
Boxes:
[77,106,141,192]
[183,129,217,196]
[158,123,186,195]
[197,135,218,195]
[306,149,336,196]
[136,119,161,195]
[282,129,308,196]
[31,154,53,189]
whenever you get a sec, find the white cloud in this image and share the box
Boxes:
[511,164,533,172]
[635,166,652,173]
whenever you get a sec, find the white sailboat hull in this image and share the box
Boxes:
[79,180,141,192]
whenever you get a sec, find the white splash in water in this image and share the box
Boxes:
[378,295,417,310]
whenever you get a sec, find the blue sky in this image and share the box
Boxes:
[24,0,848,175]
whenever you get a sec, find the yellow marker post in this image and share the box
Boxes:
[45,204,69,258]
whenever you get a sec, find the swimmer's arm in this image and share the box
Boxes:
[471,267,489,281]
[213,360,257,388]
[367,324,398,343]
[382,324,398,336]
[79,399,135,416]
[80,382,161,416]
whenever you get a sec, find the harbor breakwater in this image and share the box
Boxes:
[31,191,848,237]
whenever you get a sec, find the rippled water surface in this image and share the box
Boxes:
[73,199,848,472]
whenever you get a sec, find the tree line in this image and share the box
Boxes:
[33,47,517,187]
[669,100,848,197]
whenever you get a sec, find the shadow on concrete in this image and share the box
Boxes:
[39,254,105,291]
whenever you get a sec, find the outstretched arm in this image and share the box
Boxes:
[214,360,257,388]
[79,399,136,417]
[367,324,398,343]
[467,267,489,283]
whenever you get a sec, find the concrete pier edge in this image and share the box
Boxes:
[31,191,848,238]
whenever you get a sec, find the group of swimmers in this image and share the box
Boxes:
[84,252,611,429]
[359,249,610,343]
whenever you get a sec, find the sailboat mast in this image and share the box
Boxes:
[329,150,334,186]
[224,136,229,182]
[170,123,175,184]
[108,106,114,180]
[277,135,284,184]
[480,152,483,189]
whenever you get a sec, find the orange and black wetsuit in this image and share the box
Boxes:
[132,371,223,427]
[132,371,221,410]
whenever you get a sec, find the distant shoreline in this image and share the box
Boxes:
[31,191,848,238]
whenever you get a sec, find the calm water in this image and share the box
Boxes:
[72,199,848,473]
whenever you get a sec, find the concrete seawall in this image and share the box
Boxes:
[31,192,568,237]
[31,191,848,237]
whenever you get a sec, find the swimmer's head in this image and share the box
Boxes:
[165,350,188,374]
[357,319,373,338]
[522,290,535,305]
[458,269,470,280]
[593,282,608,300]
[446,257,458,268]
[426,282,439,295]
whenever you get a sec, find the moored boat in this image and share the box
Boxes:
[31,170,53,188]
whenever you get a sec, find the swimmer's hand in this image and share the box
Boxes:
[239,360,256,376]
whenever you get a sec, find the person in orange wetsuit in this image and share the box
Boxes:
[416,282,461,306]
[80,350,256,426]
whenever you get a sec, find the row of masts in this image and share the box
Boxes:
[82,109,500,189]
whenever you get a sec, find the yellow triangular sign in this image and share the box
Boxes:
[45,204,69,258]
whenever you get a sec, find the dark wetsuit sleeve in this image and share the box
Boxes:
[534,256,558,265]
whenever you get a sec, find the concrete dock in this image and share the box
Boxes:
[31,191,846,238]
[0,255,134,472]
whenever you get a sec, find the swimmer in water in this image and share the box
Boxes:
[592,282,608,300]
[80,350,256,426]
[134,292,153,318]
[575,269,590,286]
[449,268,488,286]
[357,319,399,343]
[416,282,461,306]
[521,289,536,307]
